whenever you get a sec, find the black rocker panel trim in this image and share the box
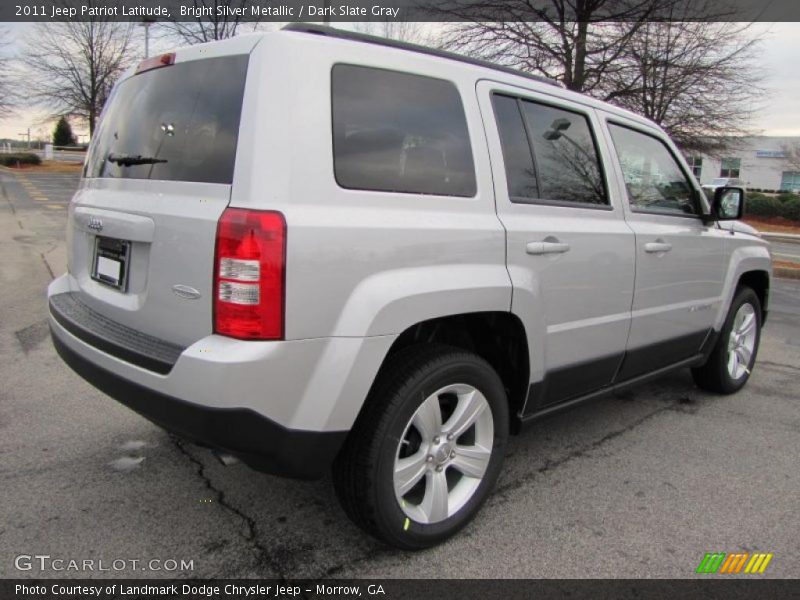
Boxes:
[616,330,711,382]
[527,353,624,413]
[523,329,713,418]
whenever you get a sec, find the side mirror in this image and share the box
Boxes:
[713,186,745,221]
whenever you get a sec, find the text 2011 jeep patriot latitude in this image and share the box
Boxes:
[48,25,772,549]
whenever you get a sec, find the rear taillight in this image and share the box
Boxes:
[214,208,286,340]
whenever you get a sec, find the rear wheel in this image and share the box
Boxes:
[692,286,761,394]
[333,345,508,550]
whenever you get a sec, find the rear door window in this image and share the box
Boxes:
[519,100,608,205]
[492,94,538,199]
[85,55,249,185]
[332,65,476,197]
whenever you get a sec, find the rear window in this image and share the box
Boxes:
[85,55,248,184]
[331,64,476,197]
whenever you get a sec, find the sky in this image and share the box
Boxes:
[1,21,800,141]
[751,22,800,136]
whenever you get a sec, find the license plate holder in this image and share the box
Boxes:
[91,236,130,291]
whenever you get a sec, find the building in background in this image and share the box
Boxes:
[688,137,800,192]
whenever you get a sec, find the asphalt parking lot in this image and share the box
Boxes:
[1,167,798,579]
[771,239,800,264]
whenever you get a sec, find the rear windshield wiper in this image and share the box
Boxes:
[107,154,167,167]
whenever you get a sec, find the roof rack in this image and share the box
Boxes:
[282,23,561,88]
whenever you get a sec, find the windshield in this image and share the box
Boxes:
[711,178,728,185]
[85,54,248,184]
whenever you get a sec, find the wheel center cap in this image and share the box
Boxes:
[433,442,453,465]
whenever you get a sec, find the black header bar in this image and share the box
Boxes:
[2,0,800,22]
[3,578,799,600]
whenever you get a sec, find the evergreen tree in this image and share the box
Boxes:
[53,117,74,147]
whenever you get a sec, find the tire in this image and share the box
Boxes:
[333,344,509,550]
[691,286,762,394]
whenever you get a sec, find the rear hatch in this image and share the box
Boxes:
[67,42,255,348]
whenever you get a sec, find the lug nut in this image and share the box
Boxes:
[433,436,440,444]
[447,433,454,441]
[450,451,456,458]
[426,455,433,463]
[435,465,443,472]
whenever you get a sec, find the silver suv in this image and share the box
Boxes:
[48,25,771,549]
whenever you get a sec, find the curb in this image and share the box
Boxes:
[761,232,800,244]
[774,266,800,280]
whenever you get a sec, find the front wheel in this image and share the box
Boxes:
[692,286,762,394]
[333,345,508,550]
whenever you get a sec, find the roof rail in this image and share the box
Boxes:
[282,23,561,88]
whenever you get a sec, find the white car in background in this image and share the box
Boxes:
[703,177,747,193]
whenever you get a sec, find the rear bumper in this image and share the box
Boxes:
[47,275,396,479]
[51,329,346,479]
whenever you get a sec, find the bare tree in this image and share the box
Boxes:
[434,0,665,95]
[782,142,800,173]
[352,21,437,46]
[434,0,762,154]
[604,3,763,154]
[21,20,134,136]
[0,26,14,119]
[163,0,263,44]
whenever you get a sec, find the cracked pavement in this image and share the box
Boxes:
[1,168,799,579]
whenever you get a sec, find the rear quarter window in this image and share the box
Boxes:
[331,64,477,197]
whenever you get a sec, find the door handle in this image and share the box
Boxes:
[644,241,672,254]
[526,241,571,255]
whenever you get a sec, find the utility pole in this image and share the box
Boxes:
[18,128,30,149]
[139,19,155,58]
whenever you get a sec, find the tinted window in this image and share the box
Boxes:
[608,124,698,216]
[85,55,248,184]
[332,65,476,197]
[492,94,538,199]
[520,101,607,205]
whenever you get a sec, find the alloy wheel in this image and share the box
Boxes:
[393,383,494,524]
[727,302,757,380]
